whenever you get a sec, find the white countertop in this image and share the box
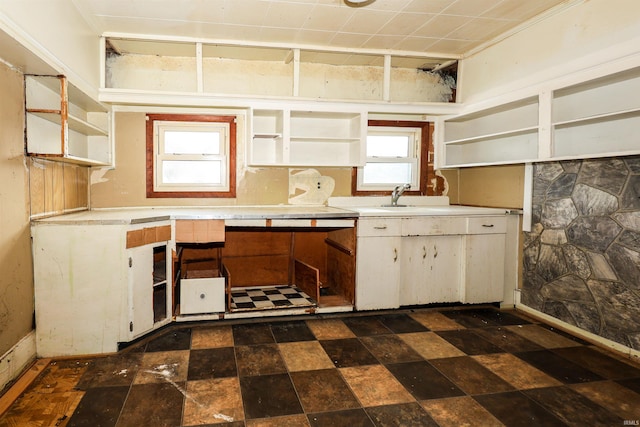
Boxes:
[32,198,517,225]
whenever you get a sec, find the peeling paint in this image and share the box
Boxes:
[288,169,335,205]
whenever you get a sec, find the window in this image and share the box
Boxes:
[353,121,437,195]
[146,114,236,198]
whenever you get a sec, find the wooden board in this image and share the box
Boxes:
[126,225,172,249]
[294,259,320,302]
[327,244,356,305]
[175,219,225,243]
[223,255,289,287]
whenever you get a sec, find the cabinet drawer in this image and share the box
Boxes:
[181,277,226,314]
[357,218,402,237]
[467,216,507,234]
[402,217,466,236]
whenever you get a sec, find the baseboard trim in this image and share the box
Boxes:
[515,302,640,362]
[0,331,37,397]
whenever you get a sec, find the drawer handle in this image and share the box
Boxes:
[374,226,387,230]
[482,224,494,228]
[393,248,398,262]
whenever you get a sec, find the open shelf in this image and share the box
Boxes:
[25,75,111,166]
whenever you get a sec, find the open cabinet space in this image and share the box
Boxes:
[174,225,356,317]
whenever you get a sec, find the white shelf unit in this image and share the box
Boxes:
[551,66,640,159]
[441,97,539,167]
[25,75,111,166]
[250,108,366,167]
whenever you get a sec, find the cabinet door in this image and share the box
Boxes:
[128,245,155,338]
[356,236,401,310]
[464,234,506,303]
[401,236,462,305]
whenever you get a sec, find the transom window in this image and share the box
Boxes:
[354,121,431,194]
[146,114,236,198]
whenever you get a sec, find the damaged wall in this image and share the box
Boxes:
[523,156,640,350]
[90,112,353,208]
[0,62,34,357]
[106,54,454,103]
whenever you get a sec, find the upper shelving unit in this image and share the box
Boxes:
[551,66,640,159]
[100,35,459,110]
[250,108,366,167]
[437,59,640,168]
[25,75,111,166]
[440,97,539,167]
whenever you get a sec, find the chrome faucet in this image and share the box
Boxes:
[390,183,411,206]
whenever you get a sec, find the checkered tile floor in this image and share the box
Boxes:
[230,285,317,311]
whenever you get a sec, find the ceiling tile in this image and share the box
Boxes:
[377,12,434,36]
[413,14,472,38]
[342,9,398,34]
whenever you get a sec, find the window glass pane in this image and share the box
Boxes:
[366,135,409,157]
[362,163,412,184]
[164,131,221,154]
[162,160,222,184]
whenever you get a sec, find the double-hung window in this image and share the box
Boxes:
[355,121,430,194]
[146,114,236,198]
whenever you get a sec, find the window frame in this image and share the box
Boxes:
[352,120,435,196]
[146,113,237,198]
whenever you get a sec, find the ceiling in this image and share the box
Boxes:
[73,0,572,61]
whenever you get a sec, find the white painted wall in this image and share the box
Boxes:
[461,0,640,103]
[0,0,101,97]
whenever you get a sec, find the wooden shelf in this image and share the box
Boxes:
[25,75,111,166]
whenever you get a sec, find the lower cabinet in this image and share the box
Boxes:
[356,214,513,309]
[400,235,462,305]
[355,218,401,310]
[32,221,172,357]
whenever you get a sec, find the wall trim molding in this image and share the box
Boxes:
[0,331,37,394]
[515,297,640,362]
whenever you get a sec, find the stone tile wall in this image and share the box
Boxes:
[523,156,640,350]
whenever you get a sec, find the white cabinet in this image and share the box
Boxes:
[32,221,171,357]
[127,243,171,339]
[462,217,507,304]
[355,218,401,310]
[25,75,111,166]
[250,108,366,166]
[355,214,511,310]
[400,235,462,305]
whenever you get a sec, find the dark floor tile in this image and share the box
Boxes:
[235,343,287,376]
[67,386,129,427]
[515,350,603,384]
[145,328,192,352]
[343,316,393,336]
[474,391,567,427]
[472,326,545,353]
[232,323,275,346]
[75,353,142,389]
[187,347,237,380]
[365,402,439,427]
[429,356,515,395]
[360,334,424,364]
[240,373,303,419]
[319,338,379,368]
[270,320,317,342]
[440,308,502,328]
[436,329,505,355]
[552,346,640,380]
[525,386,623,425]
[476,309,532,326]
[307,408,374,427]
[376,313,430,333]
[616,377,640,394]
[290,368,360,413]
[386,360,465,400]
[116,382,184,427]
[538,324,591,345]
